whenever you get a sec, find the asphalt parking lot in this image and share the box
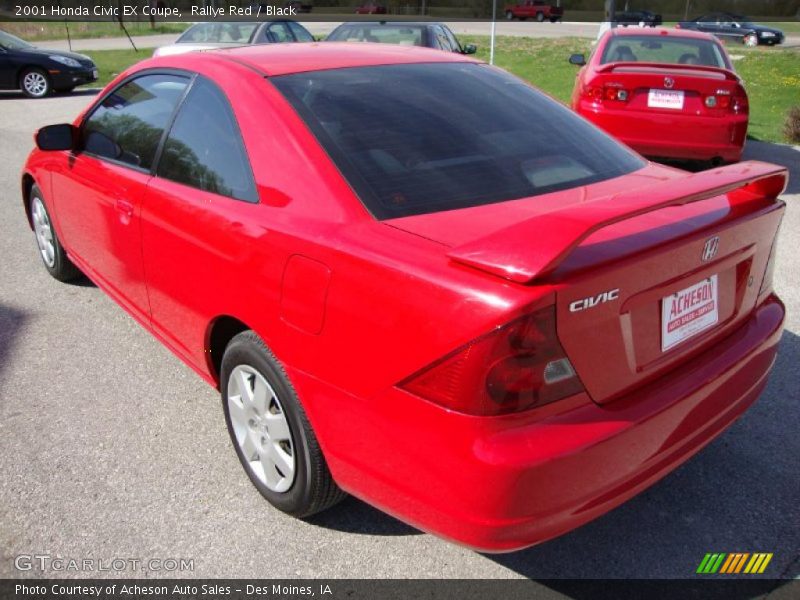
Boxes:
[0,90,798,583]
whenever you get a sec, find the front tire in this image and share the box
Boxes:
[29,185,80,281]
[221,331,346,517]
[505,10,513,20]
[20,68,51,98]
[536,11,545,22]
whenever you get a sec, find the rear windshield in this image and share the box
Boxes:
[327,25,424,46]
[601,35,728,69]
[272,63,644,219]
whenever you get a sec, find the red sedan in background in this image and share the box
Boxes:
[355,2,387,14]
[570,28,748,165]
[23,43,786,551]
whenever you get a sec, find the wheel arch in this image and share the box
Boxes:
[205,315,253,388]
[17,64,50,88]
[21,173,36,230]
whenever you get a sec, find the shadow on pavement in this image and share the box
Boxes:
[0,303,28,386]
[482,330,799,580]
[306,495,422,537]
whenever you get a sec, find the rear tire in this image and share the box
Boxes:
[20,68,51,98]
[536,11,545,22]
[221,331,346,518]
[505,10,513,20]
[744,33,758,47]
[29,185,81,282]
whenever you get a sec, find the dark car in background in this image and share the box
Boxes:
[677,13,784,46]
[153,20,314,57]
[326,22,476,54]
[616,10,662,27]
[0,30,97,98]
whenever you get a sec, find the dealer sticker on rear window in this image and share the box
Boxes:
[661,275,719,352]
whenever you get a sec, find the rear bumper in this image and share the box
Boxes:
[294,295,784,552]
[578,101,747,162]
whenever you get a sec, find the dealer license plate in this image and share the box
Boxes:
[648,89,684,109]
[661,275,718,352]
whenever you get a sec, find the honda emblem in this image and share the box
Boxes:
[701,236,720,262]
[664,77,675,89]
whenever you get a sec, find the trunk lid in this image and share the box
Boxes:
[387,161,787,404]
[589,62,746,118]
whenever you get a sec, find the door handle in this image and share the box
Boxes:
[115,198,134,218]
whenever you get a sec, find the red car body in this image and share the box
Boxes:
[354,3,387,14]
[572,28,749,164]
[22,44,786,551]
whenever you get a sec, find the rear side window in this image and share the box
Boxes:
[157,77,257,202]
[272,63,644,219]
[288,22,314,42]
[601,35,728,68]
[83,74,188,170]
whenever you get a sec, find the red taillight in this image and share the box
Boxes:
[585,84,628,103]
[732,91,749,114]
[400,306,585,416]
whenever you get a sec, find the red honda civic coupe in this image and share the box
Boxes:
[570,28,749,165]
[22,43,786,552]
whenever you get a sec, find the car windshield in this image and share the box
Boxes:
[177,22,258,44]
[601,36,728,69]
[327,25,424,46]
[272,63,644,219]
[0,30,33,50]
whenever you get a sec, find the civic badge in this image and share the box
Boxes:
[701,236,720,262]
[664,77,675,89]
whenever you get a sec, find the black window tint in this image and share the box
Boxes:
[157,77,257,202]
[272,63,644,219]
[83,74,188,169]
[288,22,314,42]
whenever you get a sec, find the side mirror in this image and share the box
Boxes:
[463,43,477,55]
[35,123,77,151]
[569,53,586,66]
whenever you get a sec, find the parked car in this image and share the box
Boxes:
[355,2,387,14]
[0,29,97,98]
[23,43,787,552]
[326,22,476,54]
[153,20,314,57]
[570,28,748,164]
[504,0,563,22]
[676,13,784,46]
[615,10,662,27]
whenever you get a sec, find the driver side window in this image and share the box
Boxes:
[82,73,188,170]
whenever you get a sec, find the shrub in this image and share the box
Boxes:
[784,106,800,144]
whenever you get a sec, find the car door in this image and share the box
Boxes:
[51,72,189,319]
[0,46,12,88]
[141,76,259,368]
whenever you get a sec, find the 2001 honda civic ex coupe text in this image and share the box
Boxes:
[22,43,787,552]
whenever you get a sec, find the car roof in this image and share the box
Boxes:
[610,27,718,42]
[335,21,441,28]
[205,42,477,76]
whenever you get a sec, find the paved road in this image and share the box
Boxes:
[33,22,800,51]
[0,92,798,583]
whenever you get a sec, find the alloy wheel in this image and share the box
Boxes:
[23,71,48,97]
[32,197,55,267]
[227,364,296,493]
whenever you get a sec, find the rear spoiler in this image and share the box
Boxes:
[596,61,740,81]
[447,161,787,284]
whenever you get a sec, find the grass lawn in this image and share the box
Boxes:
[461,35,800,144]
[2,21,187,41]
[81,36,799,144]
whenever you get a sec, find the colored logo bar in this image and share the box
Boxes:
[697,553,773,574]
